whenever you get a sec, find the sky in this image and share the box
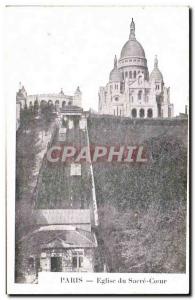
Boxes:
[5,6,189,115]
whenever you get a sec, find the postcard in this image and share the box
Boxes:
[6,4,190,295]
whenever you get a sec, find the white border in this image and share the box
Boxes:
[3,2,190,297]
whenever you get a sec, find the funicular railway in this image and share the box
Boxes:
[18,108,99,282]
[35,117,92,210]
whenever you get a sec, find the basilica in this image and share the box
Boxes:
[98,19,174,118]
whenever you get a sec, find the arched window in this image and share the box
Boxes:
[62,101,66,108]
[139,109,145,118]
[129,71,132,79]
[132,108,137,118]
[34,99,38,106]
[68,101,72,105]
[29,101,33,111]
[48,100,53,106]
[125,71,128,78]
[40,100,47,109]
[115,97,119,101]
[132,96,134,103]
[138,90,142,100]
[147,109,153,118]
[55,100,59,111]
[134,70,136,78]
[168,107,172,118]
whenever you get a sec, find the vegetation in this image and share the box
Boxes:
[16,106,56,238]
[15,113,188,274]
[88,116,187,273]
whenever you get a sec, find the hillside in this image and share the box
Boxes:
[16,112,188,274]
[88,115,188,272]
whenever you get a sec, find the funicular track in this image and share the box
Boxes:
[34,116,95,216]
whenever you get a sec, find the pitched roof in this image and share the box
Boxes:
[33,209,91,225]
[19,226,97,249]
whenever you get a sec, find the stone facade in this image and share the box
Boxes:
[16,83,82,130]
[20,248,94,283]
[16,83,82,109]
[98,19,174,118]
[16,210,97,283]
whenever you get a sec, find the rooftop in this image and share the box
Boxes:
[33,209,91,225]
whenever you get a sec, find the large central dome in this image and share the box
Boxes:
[120,39,145,58]
[120,18,145,59]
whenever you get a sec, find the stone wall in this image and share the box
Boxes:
[88,115,188,146]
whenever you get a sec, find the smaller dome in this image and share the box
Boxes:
[109,68,122,82]
[150,68,163,81]
[109,55,122,82]
[150,56,163,82]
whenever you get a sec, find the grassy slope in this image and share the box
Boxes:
[88,116,187,273]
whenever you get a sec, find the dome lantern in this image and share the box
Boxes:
[154,55,158,68]
[114,54,117,68]
[119,18,146,59]
[129,18,136,40]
